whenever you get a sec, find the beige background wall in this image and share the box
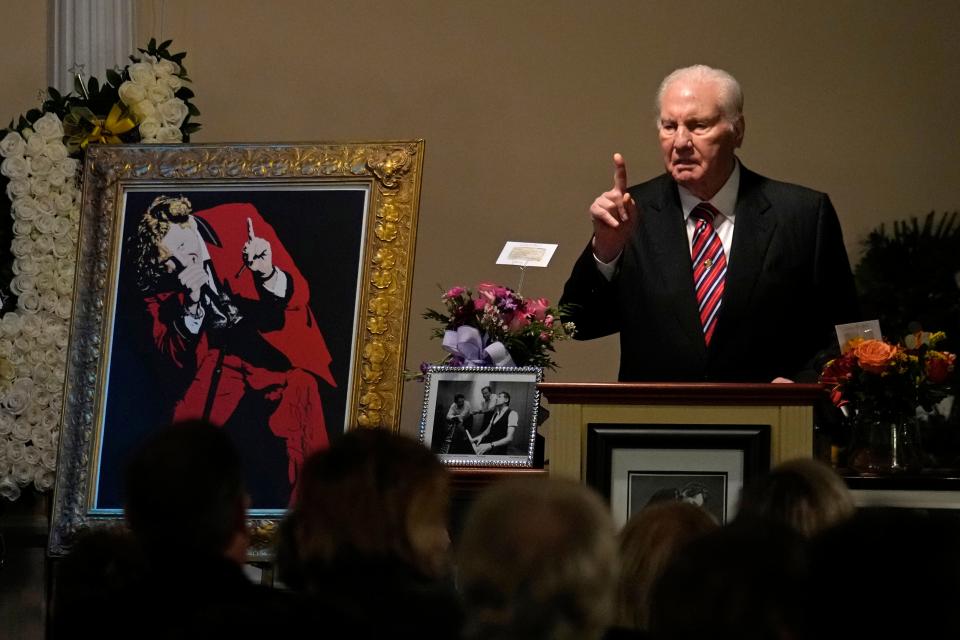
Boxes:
[3,1,959,437]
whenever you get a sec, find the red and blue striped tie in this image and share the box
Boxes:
[690,202,726,346]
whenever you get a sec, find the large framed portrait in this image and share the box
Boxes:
[418,366,542,468]
[586,423,770,526]
[49,141,423,557]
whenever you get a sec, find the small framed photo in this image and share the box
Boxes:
[418,366,542,468]
[586,424,770,526]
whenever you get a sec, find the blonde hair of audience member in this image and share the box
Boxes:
[615,501,718,631]
[736,457,855,537]
[457,477,618,640]
[289,428,452,581]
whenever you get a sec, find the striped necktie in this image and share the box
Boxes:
[690,202,727,346]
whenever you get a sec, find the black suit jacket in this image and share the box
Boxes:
[560,166,859,382]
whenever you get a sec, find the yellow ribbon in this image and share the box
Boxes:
[64,103,137,152]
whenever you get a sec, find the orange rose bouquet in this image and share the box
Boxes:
[821,331,955,418]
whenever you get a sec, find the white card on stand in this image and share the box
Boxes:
[496,241,558,267]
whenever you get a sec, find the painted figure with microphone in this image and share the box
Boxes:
[133,195,336,503]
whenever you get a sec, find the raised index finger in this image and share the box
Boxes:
[246,217,255,240]
[613,153,628,192]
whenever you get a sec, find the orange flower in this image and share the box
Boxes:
[853,339,898,374]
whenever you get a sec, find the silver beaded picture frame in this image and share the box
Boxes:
[418,365,542,468]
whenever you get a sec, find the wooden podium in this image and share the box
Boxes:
[539,382,827,481]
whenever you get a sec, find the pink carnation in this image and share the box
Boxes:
[524,297,550,321]
[443,286,466,299]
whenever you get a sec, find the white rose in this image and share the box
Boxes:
[28,155,53,177]
[34,468,55,491]
[40,449,57,472]
[6,350,24,366]
[9,274,36,295]
[24,132,47,157]
[53,191,74,213]
[1,313,23,335]
[147,83,174,104]
[118,80,147,106]
[33,112,64,142]
[43,141,68,162]
[21,314,43,338]
[13,460,33,485]
[35,271,55,292]
[138,116,162,140]
[154,58,181,76]
[159,99,190,128]
[6,178,31,200]
[41,291,58,312]
[0,131,26,158]
[12,197,39,221]
[0,413,12,435]
[131,100,157,121]
[53,237,75,258]
[29,176,52,197]
[6,440,25,461]
[0,476,20,501]
[164,74,183,92]
[0,340,11,356]
[34,235,54,254]
[0,360,14,383]
[55,297,73,320]
[1,155,29,179]
[54,273,73,296]
[18,291,41,314]
[46,166,68,187]
[128,61,156,86]
[59,157,79,176]
[12,220,33,237]
[33,212,56,234]
[26,444,42,466]
[2,384,29,415]
[156,125,183,143]
[56,259,74,279]
[10,237,33,258]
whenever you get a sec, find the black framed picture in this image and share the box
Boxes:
[586,423,770,525]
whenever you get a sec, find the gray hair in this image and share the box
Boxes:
[655,64,744,124]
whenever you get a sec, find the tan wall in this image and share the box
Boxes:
[0,2,48,129]
[5,1,959,437]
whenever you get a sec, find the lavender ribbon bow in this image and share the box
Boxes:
[442,326,516,367]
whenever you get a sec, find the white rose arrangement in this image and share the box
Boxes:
[0,38,199,501]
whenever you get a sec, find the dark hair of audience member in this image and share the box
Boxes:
[807,509,960,639]
[123,420,247,559]
[648,520,808,640]
[735,457,855,537]
[279,428,459,639]
[615,501,718,632]
[456,477,619,640]
[288,427,450,577]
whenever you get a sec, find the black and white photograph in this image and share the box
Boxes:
[627,471,728,523]
[419,366,542,467]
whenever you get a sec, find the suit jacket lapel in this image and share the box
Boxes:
[715,166,774,345]
[641,177,705,353]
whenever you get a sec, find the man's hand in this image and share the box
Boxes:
[590,153,638,263]
[177,258,207,304]
[242,217,274,279]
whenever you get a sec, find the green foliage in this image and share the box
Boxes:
[855,211,960,348]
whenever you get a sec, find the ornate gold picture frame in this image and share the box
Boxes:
[49,141,423,557]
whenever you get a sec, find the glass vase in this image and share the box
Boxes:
[847,409,924,475]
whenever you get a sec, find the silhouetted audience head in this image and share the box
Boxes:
[288,427,451,579]
[649,520,808,640]
[615,501,718,631]
[736,457,855,537]
[807,509,960,639]
[123,420,247,559]
[457,477,618,640]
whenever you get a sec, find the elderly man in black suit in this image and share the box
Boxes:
[561,64,859,382]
